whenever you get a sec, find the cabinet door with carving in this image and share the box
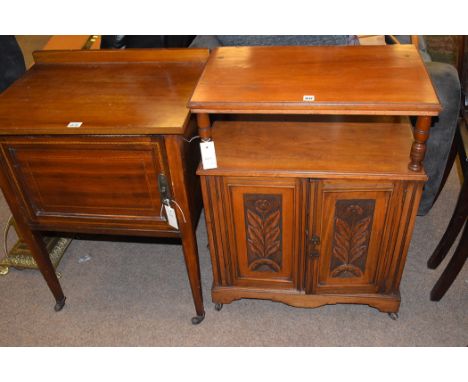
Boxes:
[220,177,306,290]
[306,180,396,295]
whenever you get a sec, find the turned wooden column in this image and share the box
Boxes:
[409,116,432,172]
[197,113,212,141]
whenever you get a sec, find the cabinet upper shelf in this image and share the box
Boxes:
[189,45,441,116]
[196,116,427,180]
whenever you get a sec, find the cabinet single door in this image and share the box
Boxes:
[306,179,396,295]
[219,177,306,290]
[0,136,175,232]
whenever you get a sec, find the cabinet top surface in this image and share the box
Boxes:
[0,49,209,135]
[189,45,441,116]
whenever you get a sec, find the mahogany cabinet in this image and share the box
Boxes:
[189,46,441,317]
[0,49,209,324]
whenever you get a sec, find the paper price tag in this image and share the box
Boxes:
[303,95,315,102]
[200,141,218,170]
[67,122,83,128]
[164,204,179,229]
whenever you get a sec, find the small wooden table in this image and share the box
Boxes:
[0,49,209,324]
[189,45,441,318]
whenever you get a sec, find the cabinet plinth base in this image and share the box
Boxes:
[212,286,401,314]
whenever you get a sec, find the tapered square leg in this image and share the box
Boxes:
[14,223,66,310]
[165,134,205,324]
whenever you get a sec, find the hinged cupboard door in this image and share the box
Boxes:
[219,177,306,290]
[306,179,396,295]
[0,136,175,231]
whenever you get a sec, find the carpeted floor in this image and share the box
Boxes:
[0,165,466,346]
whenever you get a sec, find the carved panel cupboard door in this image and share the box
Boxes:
[217,177,306,290]
[306,180,397,295]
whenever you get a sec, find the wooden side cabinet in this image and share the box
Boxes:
[0,49,209,324]
[199,122,425,314]
[189,46,440,317]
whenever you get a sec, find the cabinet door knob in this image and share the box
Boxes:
[308,235,320,258]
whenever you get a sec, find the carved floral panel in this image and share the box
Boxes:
[243,194,282,272]
[330,199,375,278]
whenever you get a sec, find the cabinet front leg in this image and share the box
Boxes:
[409,116,432,172]
[16,223,66,311]
[181,231,205,324]
[0,156,66,311]
[165,134,205,324]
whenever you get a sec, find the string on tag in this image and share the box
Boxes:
[160,203,165,220]
[170,200,187,223]
[183,135,200,143]
[159,199,186,223]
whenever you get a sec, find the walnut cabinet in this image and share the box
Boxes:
[189,46,441,316]
[198,120,426,314]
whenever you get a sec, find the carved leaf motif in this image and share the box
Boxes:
[331,200,374,278]
[247,236,263,258]
[247,209,262,231]
[354,216,371,241]
[244,196,282,272]
[265,225,280,244]
[332,218,351,263]
[266,241,281,257]
[264,210,280,257]
[265,210,280,230]
[350,216,371,263]
[247,210,263,252]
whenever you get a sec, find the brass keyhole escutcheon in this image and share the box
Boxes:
[308,235,320,259]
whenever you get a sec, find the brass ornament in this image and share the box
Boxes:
[0,216,71,275]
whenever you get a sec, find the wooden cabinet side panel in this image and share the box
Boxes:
[201,175,229,287]
[176,116,203,230]
[382,181,424,293]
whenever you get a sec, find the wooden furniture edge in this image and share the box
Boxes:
[188,105,441,116]
[0,123,191,136]
[197,169,428,181]
[32,48,210,65]
[188,45,442,116]
[211,286,401,313]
